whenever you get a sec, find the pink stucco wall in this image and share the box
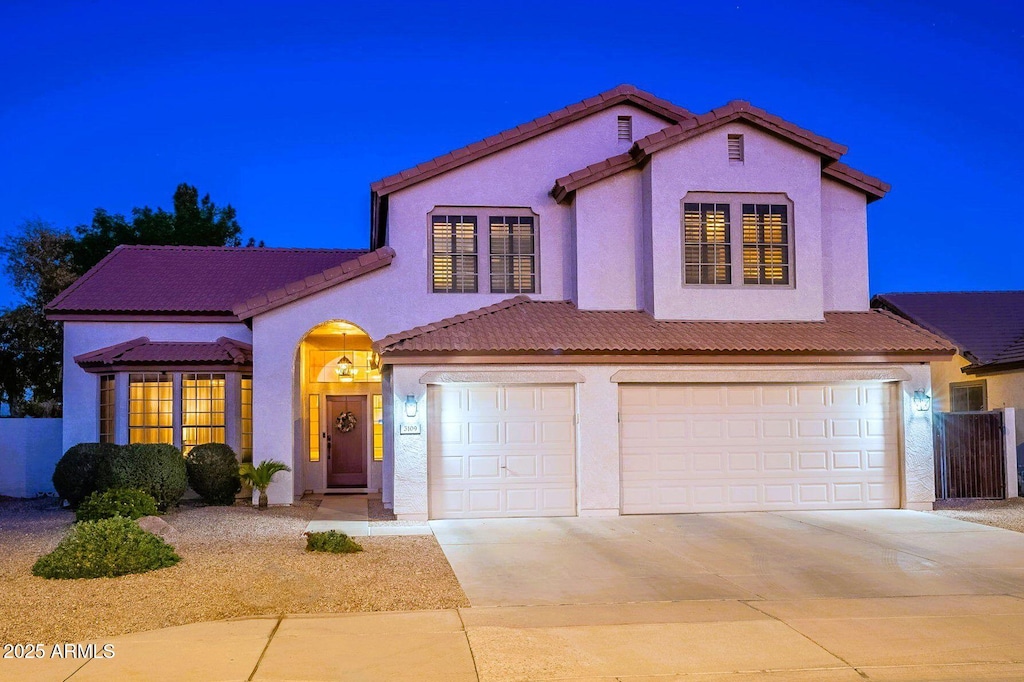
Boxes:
[821,178,870,311]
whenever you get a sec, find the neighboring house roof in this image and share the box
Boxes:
[46,245,394,320]
[873,291,1024,373]
[369,84,694,197]
[552,101,889,204]
[376,296,953,359]
[74,336,253,372]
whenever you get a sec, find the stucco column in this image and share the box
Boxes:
[391,365,428,520]
[224,372,242,454]
[381,367,395,509]
[577,366,620,515]
[252,317,297,505]
[901,363,936,510]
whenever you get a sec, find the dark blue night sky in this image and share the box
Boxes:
[1,0,1021,308]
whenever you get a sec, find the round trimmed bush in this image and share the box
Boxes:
[52,443,122,508]
[32,517,180,579]
[185,443,241,505]
[75,488,159,523]
[96,443,187,511]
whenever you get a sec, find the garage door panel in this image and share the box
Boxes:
[429,384,576,519]
[621,383,899,513]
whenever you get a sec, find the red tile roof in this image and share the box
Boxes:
[46,245,383,319]
[552,101,889,204]
[376,297,954,358]
[233,246,395,320]
[75,337,253,372]
[369,84,693,197]
[874,291,1024,372]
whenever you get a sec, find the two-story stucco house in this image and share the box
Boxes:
[46,85,953,518]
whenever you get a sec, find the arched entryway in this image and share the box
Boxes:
[295,320,382,493]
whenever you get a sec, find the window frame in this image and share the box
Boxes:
[127,372,174,445]
[240,374,253,459]
[680,192,795,289]
[489,215,537,294]
[430,213,479,293]
[950,380,988,412]
[428,206,540,295]
[98,374,115,444]
[179,372,227,455]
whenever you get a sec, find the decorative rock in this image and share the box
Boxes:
[136,516,180,544]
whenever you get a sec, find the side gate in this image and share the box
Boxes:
[933,411,1006,500]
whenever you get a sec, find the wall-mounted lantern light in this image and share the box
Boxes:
[912,390,932,412]
[405,394,418,419]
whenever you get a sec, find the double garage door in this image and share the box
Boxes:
[427,381,899,519]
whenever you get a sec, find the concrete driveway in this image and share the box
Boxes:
[430,510,1024,607]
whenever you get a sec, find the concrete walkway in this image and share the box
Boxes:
[304,494,432,537]
[8,597,1024,681]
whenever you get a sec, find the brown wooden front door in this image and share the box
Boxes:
[326,395,368,488]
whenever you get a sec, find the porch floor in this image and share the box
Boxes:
[304,495,432,537]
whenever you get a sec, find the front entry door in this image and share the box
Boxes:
[326,395,368,488]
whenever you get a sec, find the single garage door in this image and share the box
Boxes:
[428,384,576,519]
[620,383,899,513]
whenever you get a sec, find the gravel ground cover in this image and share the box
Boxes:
[931,496,1024,533]
[0,497,467,642]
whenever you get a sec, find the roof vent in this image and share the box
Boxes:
[728,134,744,163]
[617,116,632,141]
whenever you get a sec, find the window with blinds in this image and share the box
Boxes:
[128,373,173,445]
[742,204,789,285]
[241,375,253,459]
[683,203,732,284]
[489,216,536,293]
[99,374,115,444]
[431,215,478,293]
[181,373,226,453]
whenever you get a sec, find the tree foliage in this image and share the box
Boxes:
[0,183,253,416]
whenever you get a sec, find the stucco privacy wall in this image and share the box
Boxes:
[386,106,670,309]
[0,418,62,497]
[388,362,935,519]
[820,178,870,311]
[62,320,251,451]
[931,355,1024,470]
[648,122,825,321]
[573,170,643,311]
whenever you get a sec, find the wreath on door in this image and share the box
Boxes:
[336,411,358,433]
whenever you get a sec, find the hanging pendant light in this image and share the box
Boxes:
[335,332,355,383]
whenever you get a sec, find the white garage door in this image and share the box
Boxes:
[620,383,899,513]
[428,384,576,519]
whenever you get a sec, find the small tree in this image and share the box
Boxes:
[239,460,291,509]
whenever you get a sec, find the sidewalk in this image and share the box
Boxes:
[304,494,432,537]
[7,596,1024,681]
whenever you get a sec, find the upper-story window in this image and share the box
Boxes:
[490,216,536,294]
[431,214,478,293]
[430,208,538,294]
[682,193,793,287]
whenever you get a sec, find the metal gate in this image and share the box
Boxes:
[934,411,1006,500]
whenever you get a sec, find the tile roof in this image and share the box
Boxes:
[376,297,954,358]
[75,337,253,371]
[232,246,395,320]
[551,101,888,204]
[873,291,1024,371]
[369,84,693,197]
[46,245,386,319]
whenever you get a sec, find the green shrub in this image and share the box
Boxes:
[305,530,363,554]
[185,443,241,505]
[32,517,180,579]
[75,488,159,522]
[96,443,187,511]
[52,443,122,508]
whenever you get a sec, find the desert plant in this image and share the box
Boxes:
[238,459,291,509]
[185,443,241,505]
[52,443,122,508]
[305,530,363,554]
[32,517,180,579]
[75,488,159,522]
[96,443,187,511]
